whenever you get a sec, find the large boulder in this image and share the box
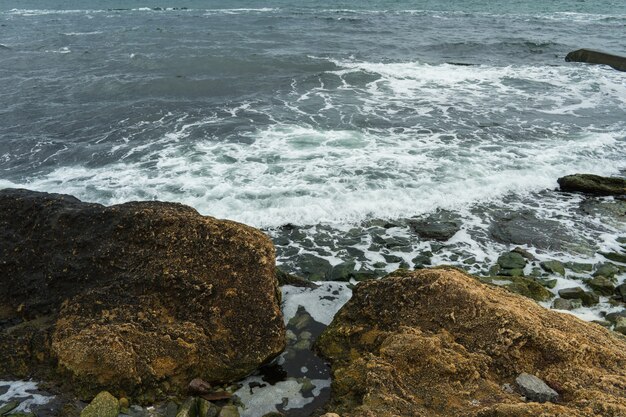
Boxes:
[565,49,626,72]
[317,268,626,417]
[558,174,626,196]
[0,189,285,400]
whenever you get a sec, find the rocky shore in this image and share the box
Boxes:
[0,189,284,415]
[0,172,625,417]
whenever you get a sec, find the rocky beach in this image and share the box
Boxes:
[1,1,625,416]
[0,172,625,416]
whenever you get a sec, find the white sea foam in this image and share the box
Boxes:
[0,380,52,412]
[235,376,329,417]
[282,283,352,325]
[2,60,624,231]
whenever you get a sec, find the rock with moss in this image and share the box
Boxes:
[535,277,558,289]
[480,276,552,302]
[615,317,626,335]
[557,173,626,196]
[330,261,357,281]
[80,391,119,417]
[0,189,285,400]
[497,252,527,270]
[616,284,626,301]
[408,210,462,241]
[594,263,620,279]
[218,405,239,417]
[558,287,599,306]
[198,398,220,417]
[317,268,626,416]
[601,252,626,264]
[0,401,20,415]
[587,276,616,296]
[540,260,566,276]
[275,269,318,288]
[565,262,593,274]
[552,298,582,310]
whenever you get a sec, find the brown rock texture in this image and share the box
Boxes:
[0,189,284,400]
[316,267,626,417]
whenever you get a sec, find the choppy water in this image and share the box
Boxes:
[1,1,625,415]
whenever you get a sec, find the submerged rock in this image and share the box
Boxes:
[0,189,285,400]
[489,209,588,253]
[557,174,626,196]
[408,210,462,241]
[317,268,626,416]
[565,49,626,72]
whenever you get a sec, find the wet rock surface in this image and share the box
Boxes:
[558,174,626,196]
[565,49,626,72]
[317,268,626,417]
[0,189,284,400]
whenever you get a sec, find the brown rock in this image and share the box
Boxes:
[317,267,626,417]
[0,189,285,400]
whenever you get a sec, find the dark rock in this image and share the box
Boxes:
[345,247,365,259]
[616,284,626,301]
[593,320,612,329]
[0,401,20,415]
[382,254,403,264]
[411,253,432,269]
[198,398,220,417]
[601,252,626,264]
[497,252,527,270]
[605,310,626,324]
[557,174,626,196]
[565,262,593,274]
[275,268,318,288]
[594,262,620,279]
[552,298,581,310]
[515,373,559,403]
[0,189,284,400]
[498,268,525,277]
[175,398,196,417]
[490,209,587,253]
[579,198,626,222]
[540,260,565,276]
[587,276,615,296]
[512,247,536,261]
[297,253,333,280]
[565,49,626,72]
[535,277,557,289]
[317,268,626,416]
[558,287,599,306]
[480,276,552,302]
[408,210,462,241]
[330,261,357,281]
[615,317,626,335]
